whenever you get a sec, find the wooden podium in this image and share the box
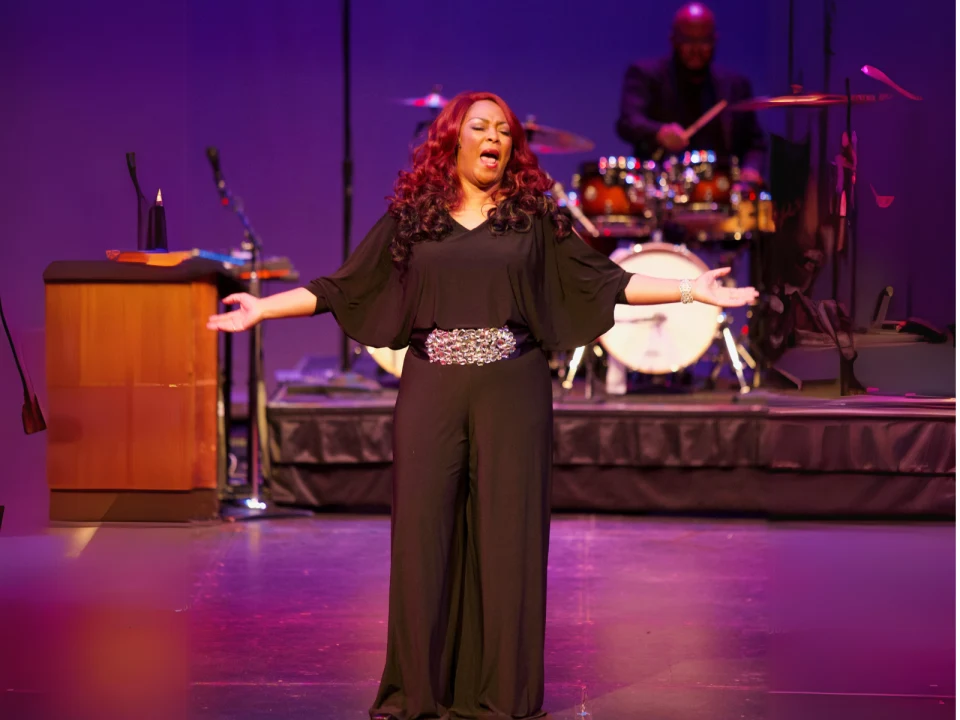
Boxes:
[43,260,243,522]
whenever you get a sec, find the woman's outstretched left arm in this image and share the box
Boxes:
[622,267,759,308]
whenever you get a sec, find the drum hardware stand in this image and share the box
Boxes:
[560,343,603,402]
[206,148,313,522]
[551,179,599,239]
[701,248,757,393]
[831,79,860,395]
[561,346,585,391]
[707,312,756,394]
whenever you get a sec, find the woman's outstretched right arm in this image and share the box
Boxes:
[207,287,317,333]
[259,288,318,319]
[209,213,399,335]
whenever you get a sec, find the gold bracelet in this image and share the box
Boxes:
[679,278,694,304]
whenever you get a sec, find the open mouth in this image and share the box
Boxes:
[479,148,500,168]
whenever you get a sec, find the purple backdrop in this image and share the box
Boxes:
[0,0,954,530]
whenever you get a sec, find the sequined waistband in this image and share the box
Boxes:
[408,326,538,366]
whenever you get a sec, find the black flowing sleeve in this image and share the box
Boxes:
[303,213,413,350]
[533,214,632,351]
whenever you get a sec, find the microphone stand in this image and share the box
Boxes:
[786,0,795,141]
[206,147,312,521]
[340,0,352,375]
[299,0,380,392]
[0,296,45,435]
[125,152,149,250]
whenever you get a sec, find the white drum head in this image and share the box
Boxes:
[601,243,719,374]
[366,346,407,377]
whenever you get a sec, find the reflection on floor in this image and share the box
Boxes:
[0,515,953,719]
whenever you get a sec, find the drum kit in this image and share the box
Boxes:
[365,81,906,395]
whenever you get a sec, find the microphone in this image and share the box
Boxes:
[125,151,148,249]
[205,147,261,249]
[206,147,228,204]
[206,147,224,186]
[125,151,145,197]
[206,146,221,176]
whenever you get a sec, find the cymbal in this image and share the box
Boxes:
[730,92,892,111]
[522,120,595,154]
[396,92,449,109]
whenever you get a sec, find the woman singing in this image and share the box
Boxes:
[207,91,757,720]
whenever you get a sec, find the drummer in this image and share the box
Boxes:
[615,2,767,186]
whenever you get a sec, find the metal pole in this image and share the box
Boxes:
[786,0,795,140]
[340,0,353,372]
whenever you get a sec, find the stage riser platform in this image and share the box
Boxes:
[269,465,953,518]
[267,391,955,518]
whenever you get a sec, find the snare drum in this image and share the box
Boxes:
[600,243,719,374]
[660,151,776,241]
[670,188,776,242]
[662,150,735,208]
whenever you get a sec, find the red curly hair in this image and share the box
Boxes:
[387,91,572,265]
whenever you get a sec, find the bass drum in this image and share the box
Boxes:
[601,244,719,374]
[366,346,407,378]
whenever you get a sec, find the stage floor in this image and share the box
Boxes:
[265,386,956,517]
[1,516,953,719]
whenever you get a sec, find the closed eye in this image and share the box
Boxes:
[470,122,510,131]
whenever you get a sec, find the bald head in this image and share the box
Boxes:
[673,3,716,34]
[671,3,716,72]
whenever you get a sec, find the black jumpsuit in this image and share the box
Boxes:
[305,212,631,720]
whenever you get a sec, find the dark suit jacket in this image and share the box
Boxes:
[616,57,767,173]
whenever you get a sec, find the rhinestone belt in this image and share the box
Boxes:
[423,326,518,366]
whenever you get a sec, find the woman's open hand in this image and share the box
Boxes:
[692,268,759,308]
[207,293,265,332]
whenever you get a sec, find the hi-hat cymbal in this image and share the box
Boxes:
[523,120,595,154]
[730,92,892,111]
[396,91,449,109]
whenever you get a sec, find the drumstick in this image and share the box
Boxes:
[652,99,729,160]
[681,99,728,141]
